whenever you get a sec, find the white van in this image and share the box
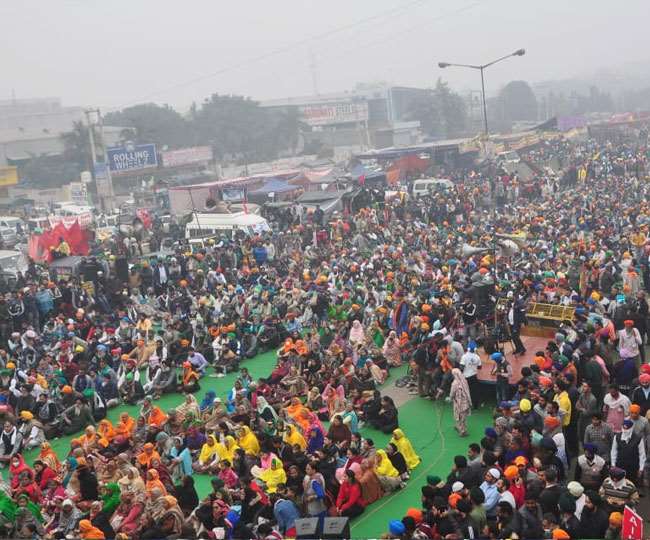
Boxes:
[185,212,271,240]
[497,150,521,164]
[0,216,25,232]
[0,250,27,281]
[412,178,454,198]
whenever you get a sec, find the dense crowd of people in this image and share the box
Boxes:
[0,135,647,539]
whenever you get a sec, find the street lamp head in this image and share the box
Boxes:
[513,48,526,57]
[438,62,450,68]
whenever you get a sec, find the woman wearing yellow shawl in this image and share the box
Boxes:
[283,424,307,451]
[237,426,260,456]
[215,435,239,464]
[253,458,286,493]
[374,449,402,492]
[390,428,420,470]
[194,435,220,473]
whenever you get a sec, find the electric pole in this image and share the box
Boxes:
[85,108,115,213]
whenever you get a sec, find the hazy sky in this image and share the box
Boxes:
[1,0,647,110]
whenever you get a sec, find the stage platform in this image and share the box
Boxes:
[476,333,550,384]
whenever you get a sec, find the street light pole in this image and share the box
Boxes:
[438,48,525,136]
[480,67,488,135]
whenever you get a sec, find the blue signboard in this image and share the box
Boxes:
[106,144,158,173]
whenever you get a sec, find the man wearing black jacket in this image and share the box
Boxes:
[512,490,544,540]
[578,490,609,539]
[538,467,565,519]
[447,455,480,490]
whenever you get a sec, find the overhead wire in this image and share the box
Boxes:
[236,0,486,96]
[111,0,432,110]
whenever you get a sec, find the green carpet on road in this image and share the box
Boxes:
[7,350,493,538]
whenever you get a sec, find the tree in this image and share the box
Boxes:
[500,81,537,122]
[104,103,191,148]
[406,78,467,138]
[61,121,93,172]
[191,94,298,162]
[19,154,80,188]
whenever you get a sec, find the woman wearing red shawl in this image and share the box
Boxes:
[110,492,144,537]
[13,467,42,503]
[42,478,66,516]
[340,357,355,378]
[9,454,32,489]
[267,360,290,385]
[33,459,58,490]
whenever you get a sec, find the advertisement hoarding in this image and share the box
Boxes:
[107,144,158,173]
[299,102,368,126]
[161,146,213,168]
[69,182,88,205]
[0,166,18,187]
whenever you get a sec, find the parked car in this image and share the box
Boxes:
[0,227,17,248]
[411,178,454,198]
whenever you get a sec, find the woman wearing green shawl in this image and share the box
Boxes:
[13,493,44,538]
[100,483,121,514]
[0,492,16,535]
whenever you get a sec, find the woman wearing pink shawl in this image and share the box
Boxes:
[450,368,472,437]
[349,320,366,347]
[335,447,364,483]
[322,384,346,419]
[382,331,402,367]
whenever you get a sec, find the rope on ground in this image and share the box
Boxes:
[352,400,447,529]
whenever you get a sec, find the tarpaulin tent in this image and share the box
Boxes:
[248,178,300,203]
[249,178,297,194]
[28,220,90,263]
[348,164,386,185]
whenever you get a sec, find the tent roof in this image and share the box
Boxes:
[297,190,347,203]
[250,178,297,194]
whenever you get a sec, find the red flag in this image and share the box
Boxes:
[136,208,152,229]
[623,506,643,540]
[66,220,89,256]
[359,174,366,186]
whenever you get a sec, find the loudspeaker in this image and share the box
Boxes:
[322,517,350,539]
[114,257,129,283]
[295,517,320,539]
[472,280,495,318]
